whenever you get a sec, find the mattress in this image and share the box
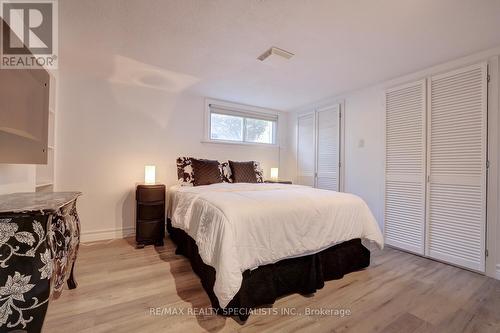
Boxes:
[168,183,383,308]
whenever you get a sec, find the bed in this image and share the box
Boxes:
[167,181,383,320]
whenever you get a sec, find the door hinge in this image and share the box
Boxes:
[339,111,342,119]
[427,175,430,183]
[487,160,490,169]
[339,162,341,168]
[487,74,491,83]
[486,249,489,257]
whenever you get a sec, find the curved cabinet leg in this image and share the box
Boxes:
[67,262,77,289]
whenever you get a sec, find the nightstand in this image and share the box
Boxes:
[136,184,165,248]
[264,180,293,184]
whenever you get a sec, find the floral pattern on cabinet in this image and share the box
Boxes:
[0,192,81,333]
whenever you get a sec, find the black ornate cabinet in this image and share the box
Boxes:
[0,192,81,333]
[136,184,165,248]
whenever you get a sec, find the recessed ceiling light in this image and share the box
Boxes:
[257,47,294,61]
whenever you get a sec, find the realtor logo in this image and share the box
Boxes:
[0,0,58,69]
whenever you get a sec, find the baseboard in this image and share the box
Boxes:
[80,226,135,243]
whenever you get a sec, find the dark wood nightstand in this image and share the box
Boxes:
[264,180,293,184]
[136,184,165,248]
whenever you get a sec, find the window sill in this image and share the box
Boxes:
[201,139,279,148]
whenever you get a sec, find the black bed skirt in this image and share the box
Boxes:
[167,219,370,319]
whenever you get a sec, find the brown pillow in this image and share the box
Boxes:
[191,158,223,186]
[229,161,258,183]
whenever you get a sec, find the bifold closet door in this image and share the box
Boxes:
[427,63,487,272]
[315,105,340,191]
[297,113,315,186]
[385,80,426,255]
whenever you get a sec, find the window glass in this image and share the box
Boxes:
[209,108,277,145]
[246,118,274,144]
[210,113,244,141]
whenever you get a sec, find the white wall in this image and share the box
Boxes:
[55,70,287,242]
[343,89,385,226]
[288,89,385,229]
[0,165,36,195]
[288,47,500,279]
[54,0,292,242]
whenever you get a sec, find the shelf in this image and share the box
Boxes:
[36,182,53,188]
[35,183,53,193]
[0,127,38,141]
[36,72,56,194]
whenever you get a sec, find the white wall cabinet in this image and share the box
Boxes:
[297,104,342,191]
[385,63,488,272]
[385,80,427,255]
[297,113,315,187]
[316,105,341,191]
[426,63,488,271]
[36,73,57,193]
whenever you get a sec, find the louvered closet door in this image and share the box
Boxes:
[316,105,340,191]
[297,113,315,186]
[427,63,487,272]
[385,80,426,255]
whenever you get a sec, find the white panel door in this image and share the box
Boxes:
[427,63,487,272]
[297,113,315,186]
[385,80,426,255]
[315,105,340,191]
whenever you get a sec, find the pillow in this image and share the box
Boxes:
[220,161,233,183]
[176,157,194,186]
[229,160,259,183]
[191,158,223,186]
[254,161,264,183]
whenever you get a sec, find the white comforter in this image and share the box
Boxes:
[168,183,383,308]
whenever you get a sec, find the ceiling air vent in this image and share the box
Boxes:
[257,47,294,61]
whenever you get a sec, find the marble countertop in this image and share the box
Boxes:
[0,192,82,214]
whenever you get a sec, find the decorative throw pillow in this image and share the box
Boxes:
[191,158,223,186]
[254,161,264,183]
[176,157,194,186]
[220,161,233,183]
[229,160,258,183]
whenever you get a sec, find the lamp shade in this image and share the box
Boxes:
[270,167,279,180]
[144,165,156,184]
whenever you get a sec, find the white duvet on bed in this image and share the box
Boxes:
[168,183,383,308]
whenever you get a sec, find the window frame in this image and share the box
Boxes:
[204,99,279,146]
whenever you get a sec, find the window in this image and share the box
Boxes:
[208,103,278,145]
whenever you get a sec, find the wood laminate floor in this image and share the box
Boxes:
[43,237,500,333]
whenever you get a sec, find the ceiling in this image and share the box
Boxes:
[60,0,500,110]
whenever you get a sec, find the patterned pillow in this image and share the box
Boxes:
[191,159,223,186]
[229,161,259,183]
[254,161,264,183]
[220,162,233,183]
[176,157,194,186]
[178,157,234,185]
